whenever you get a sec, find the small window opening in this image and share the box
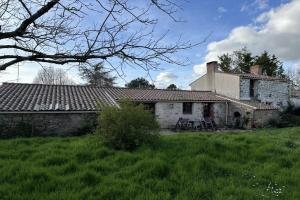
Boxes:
[143,103,156,115]
[183,102,193,114]
[250,80,254,98]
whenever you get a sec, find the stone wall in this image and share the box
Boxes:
[0,112,97,137]
[240,78,289,107]
[240,79,250,100]
[155,102,226,128]
[227,102,280,128]
[228,102,253,128]
[253,110,280,128]
[256,80,289,107]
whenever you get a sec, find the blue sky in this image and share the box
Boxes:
[1,0,299,88]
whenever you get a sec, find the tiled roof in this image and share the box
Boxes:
[238,73,287,81]
[216,71,287,81]
[0,83,225,112]
[216,95,278,110]
[105,87,224,102]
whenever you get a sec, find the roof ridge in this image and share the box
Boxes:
[2,82,213,93]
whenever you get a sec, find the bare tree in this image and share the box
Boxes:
[33,67,75,85]
[0,0,197,76]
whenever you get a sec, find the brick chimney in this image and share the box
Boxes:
[250,65,262,75]
[206,61,218,92]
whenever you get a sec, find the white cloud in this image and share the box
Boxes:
[194,0,300,75]
[291,63,300,74]
[155,71,178,88]
[193,63,207,77]
[241,0,269,12]
[217,6,227,13]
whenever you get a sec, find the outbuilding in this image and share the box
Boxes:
[0,83,229,136]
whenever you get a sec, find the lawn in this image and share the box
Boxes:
[1,128,300,200]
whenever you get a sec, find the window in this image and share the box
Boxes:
[183,102,193,114]
[168,103,174,109]
[250,80,254,98]
[143,103,156,115]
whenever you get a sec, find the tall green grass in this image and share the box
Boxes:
[1,127,300,199]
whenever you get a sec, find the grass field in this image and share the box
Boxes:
[1,127,300,200]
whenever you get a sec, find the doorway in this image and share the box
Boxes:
[203,103,213,119]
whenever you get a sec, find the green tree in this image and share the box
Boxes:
[166,84,178,90]
[218,48,285,77]
[125,78,155,89]
[80,63,116,87]
[218,53,233,72]
[254,51,285,78]
[233,47,254,73]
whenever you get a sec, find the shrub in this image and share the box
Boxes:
[267,113,300,128]
[267,102,300,128]
[96,100,160,150]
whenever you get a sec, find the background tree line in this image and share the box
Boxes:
[218,47,286,78]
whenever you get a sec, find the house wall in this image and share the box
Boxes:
[213,102,227,126]
[0,113,97,137]
[239,78,289,107]
[255,80,289,107]
[155,102,226,128]
[215,73,240,99]
[190,74,210,91]
[0,102,227,136]
[190,72,240,100]
[240,79,251,100]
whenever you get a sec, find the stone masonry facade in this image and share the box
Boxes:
[228,102,280,128]
[240,79,251,100]
[240,78,289,107]
[0,113,97,137]
[155,102,226,129]
[0,102,227,136]
[255,80,289,107]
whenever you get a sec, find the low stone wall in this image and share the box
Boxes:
[0,112,97,137]
[253,110,280,128]
[228,102,280,128]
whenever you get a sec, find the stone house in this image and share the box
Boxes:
[0,83,228,136]
[0,63,288,136]
[190,61,290,128]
